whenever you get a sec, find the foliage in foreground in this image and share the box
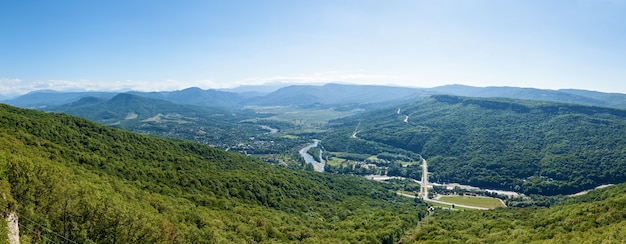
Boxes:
[0,104,426,243]
[408,183,626,243]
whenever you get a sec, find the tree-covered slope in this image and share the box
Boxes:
[559,89,626,109]
[0,104,425,243]
[408,183,626,243]
[2,91,117,108]
[429,85,610,107]
[50,93,226,122]
[324,95,626,195]
[128,87,243,108]
[46,93,266,148]
[429,84,626,109]
[245,83,423,107]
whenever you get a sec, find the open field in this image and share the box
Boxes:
[327,157,347,167]
[394,191,475,210]
[438,195,506,209]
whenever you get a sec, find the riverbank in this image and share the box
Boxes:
[298,139,325,172]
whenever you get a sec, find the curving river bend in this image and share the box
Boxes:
[298,139,325,172]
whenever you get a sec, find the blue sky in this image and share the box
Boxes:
[1,0,625,96]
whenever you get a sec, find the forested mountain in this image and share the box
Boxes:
[50,93,230,122]
[244,83,424,107]
[559,88,626,109]
[408,183,626,243]
[44,93,264,148]
[0,104,426,243]
[128,87,243,108]
[429,84,626,109]
[2,88,244,109]
[219,83,291,96]
[323,95,626,195]
[2,90,117,108]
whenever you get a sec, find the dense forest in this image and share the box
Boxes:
[46,93,269,149]
[4,94,626,243]
[0,104,426,243]
[407,183,626,243]
[324,95,626,195]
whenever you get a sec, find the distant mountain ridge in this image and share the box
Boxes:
[128,87,244,108]
[244,83,425,106]
[3,83,626,110]
[430,84,626,108]
[50,93,226,122]
[44,93,263,148]
[3,91,117,108]
[1,88,245,109]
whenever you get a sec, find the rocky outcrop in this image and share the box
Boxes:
[1,179,19,244]
[5,210,19,244]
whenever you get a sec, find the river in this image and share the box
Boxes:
[298,139,325,172]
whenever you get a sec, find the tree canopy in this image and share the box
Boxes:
[0,104,426,243]
[324,95,626,195]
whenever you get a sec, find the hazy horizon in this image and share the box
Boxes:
[5,82,626,101]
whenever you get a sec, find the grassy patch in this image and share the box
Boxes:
[400,160,420,166]
[280,135,299,139]
[327,158,347,167]
[329,152,371,161]
[438,195,505,209]
[428,201,470,210]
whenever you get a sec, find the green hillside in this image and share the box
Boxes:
[0,104,425,243]
[323,95,626,195]
[407,183,626,243]
[47,93,267,149]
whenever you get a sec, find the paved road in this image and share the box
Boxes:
[366,156,491,210]
[419,156,429,199]
[414,157,489,210]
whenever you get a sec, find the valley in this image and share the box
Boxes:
[7,85,626,197]
[0,104,427,243]
[2,83,626,242]
[3,0,625,242]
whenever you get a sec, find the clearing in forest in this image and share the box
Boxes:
[438,195,505,209]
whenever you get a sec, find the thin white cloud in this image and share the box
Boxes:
[1,71,406,97]
[0,78,223,97]
[0,78,25,96]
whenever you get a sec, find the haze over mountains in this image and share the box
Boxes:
[5,83,626,110]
